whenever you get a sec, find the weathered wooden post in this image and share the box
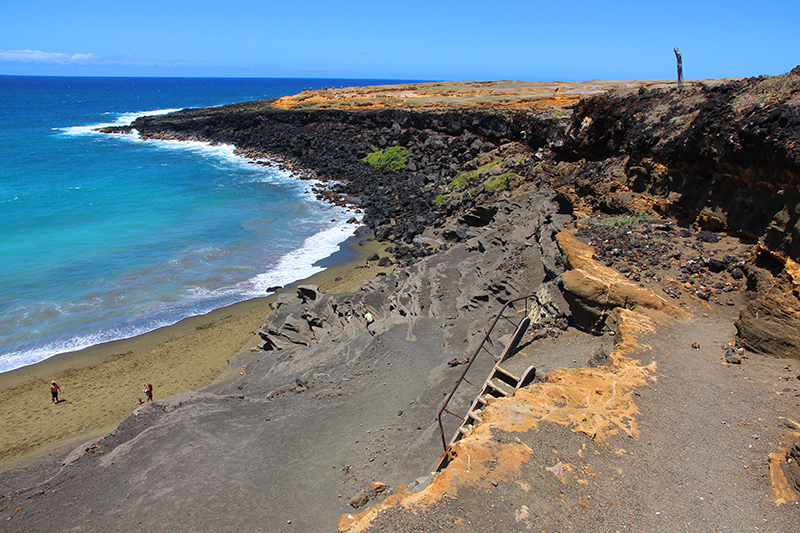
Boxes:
[674,47,684,88]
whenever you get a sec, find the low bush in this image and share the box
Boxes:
[484,172,516,191]
[362,146,410,171]
[450,174,469,190]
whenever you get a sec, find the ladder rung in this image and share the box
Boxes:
[487,379,513,396]
[494,365,520,383]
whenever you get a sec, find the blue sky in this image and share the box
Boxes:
[1,0,797,81]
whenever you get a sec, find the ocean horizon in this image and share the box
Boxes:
[0,75,415,374]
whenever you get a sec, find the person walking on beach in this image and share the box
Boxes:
[50,380,61,404]
[143,383,153,402]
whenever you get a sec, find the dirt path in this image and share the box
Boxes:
[345,298,800,532]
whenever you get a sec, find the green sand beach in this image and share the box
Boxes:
[0,238,392,469]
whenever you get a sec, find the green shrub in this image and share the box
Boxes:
[450,158,503,190]
[484,172,516,191]
[362,146,410,171]
[450,174,469,190]
[480,158,503,171]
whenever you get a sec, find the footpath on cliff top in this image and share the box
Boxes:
[2,74,800,532]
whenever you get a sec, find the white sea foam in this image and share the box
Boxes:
[170,209,360,299]
[0,219,361,375]
[0,318,175,374]
[61,110,321,196]
[249,215,360,294]
[59,108,180,136]
[0,213,357,373]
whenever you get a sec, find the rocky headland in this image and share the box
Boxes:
[3,73,800,531]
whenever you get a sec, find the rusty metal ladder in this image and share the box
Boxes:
[435,294,536,471]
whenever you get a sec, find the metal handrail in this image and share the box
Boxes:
[436,293,535,452]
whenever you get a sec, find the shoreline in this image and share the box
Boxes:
[0,235,394,470]
[3,73,800,532]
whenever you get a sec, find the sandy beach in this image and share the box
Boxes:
[0,236,393,470]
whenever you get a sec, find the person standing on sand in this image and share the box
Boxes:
[143,383,153,402]
[50,380,61,404]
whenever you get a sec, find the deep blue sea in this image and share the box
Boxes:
[0,76,406,374]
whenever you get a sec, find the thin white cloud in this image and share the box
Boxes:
[0,49,99,64]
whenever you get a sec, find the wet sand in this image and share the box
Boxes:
[0,237,393,470]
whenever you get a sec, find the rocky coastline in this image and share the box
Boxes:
[3,73,800,532]
[108,70,800,356]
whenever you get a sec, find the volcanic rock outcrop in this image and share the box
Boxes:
[22,72,791,533]
[105,68,800,359]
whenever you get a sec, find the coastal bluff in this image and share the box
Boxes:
[3,73,800,532]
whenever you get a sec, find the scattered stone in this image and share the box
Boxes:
[663,286,682,299]
[696,230,720,243]
[691,342,700,349]
[587,345,608,367]
[706,258,728,272]
[375,225,394,241]
[693,286,712,300]
[652,221,674,231]
[724,346,746,364]
[371,482,388,493]
[350,491,369,508]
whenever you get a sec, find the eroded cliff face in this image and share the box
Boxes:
[557,67,800,359]
[110,69,800,358]
[563,68,800,255]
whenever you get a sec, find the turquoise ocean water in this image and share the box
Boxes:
[0,76,403,374]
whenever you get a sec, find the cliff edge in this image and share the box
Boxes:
[3,72,800,532]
